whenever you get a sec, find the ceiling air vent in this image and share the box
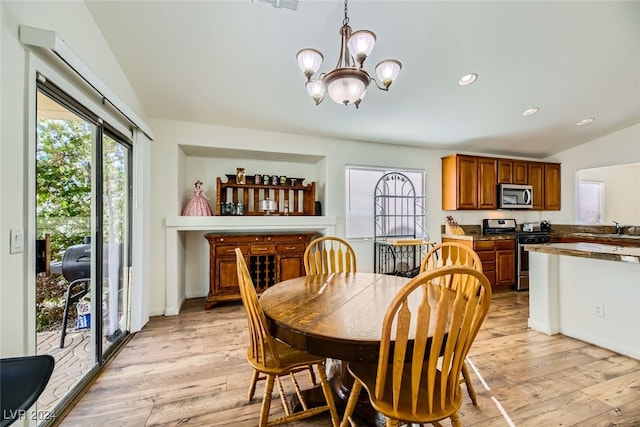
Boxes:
[257,0,298,11]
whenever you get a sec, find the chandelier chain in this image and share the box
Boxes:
[343,0,349,26]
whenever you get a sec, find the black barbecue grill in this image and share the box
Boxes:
[57,244,91,348]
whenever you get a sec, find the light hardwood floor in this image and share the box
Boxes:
[60,291,640,426]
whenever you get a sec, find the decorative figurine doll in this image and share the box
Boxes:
[182,180,213,216]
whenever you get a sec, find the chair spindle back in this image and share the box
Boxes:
[235,248,281,368]
[304,236,356,275]
[374,266,491,415]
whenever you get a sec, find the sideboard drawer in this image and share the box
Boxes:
[268,234,308,242]
[215,244,249,256]
[215,235,263,244]
[250,244,276,255]
[276,242,306,253]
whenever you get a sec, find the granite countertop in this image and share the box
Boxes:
[550,231,640,245]
[525,242,640,264]
[440,223,640,245]
[441,233,516,241]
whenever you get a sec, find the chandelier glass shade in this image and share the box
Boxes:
[296,0,401,108]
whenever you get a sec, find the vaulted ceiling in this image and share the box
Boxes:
[85,0,640,158]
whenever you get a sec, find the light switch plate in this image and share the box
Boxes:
[10,229,24,254]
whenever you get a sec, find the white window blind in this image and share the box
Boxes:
[346,166,425,239]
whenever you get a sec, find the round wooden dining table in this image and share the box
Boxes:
[259,272,412,363]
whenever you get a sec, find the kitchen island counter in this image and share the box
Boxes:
[525,242,640,263]
[527,243,640,360]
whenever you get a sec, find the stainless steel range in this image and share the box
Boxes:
[482,219,550,291]
[515,230,550,291]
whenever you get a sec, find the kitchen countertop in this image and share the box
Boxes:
[524,242,640,264]
[440,223,640,245]
[441,232,516,241]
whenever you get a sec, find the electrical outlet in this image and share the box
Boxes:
[594,304,604,318]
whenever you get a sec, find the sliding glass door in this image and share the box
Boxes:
[101,133,131,356]
[35,84,132,419]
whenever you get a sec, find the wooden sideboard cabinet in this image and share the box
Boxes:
[203,232,317,309]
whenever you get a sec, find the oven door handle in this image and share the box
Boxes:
[523,189,532,205]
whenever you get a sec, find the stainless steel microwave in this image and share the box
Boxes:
[498,184,533,209]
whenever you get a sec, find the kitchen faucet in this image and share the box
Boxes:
[613,221,624,235]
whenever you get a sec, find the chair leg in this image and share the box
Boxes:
[340,380,362,427]
[248,369,260,400]
[317,361,339,427]
[259,374,275,427]
[276,375,292,415]
[450,411,463,427]
[461,361,478,405]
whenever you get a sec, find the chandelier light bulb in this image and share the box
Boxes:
[305,79,325,105]
[347,30,376,67]
[296,49,323,80]
[375,60,402,89]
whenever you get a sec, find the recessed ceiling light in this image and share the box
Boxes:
[522,107,540,117]
[458,73,478,86]
[576,117,595,126]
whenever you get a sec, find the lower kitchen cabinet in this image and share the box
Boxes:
[495,240,516,288]
[204,232,317,309]
[443,237,515,291]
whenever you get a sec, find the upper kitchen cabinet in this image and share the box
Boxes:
[477,157,497,209]
[528,161,561,211]
[442,154,496,210]
[528,162,545,210]
[497,159,528,184]
[544,163,561,210]
[443,154,560,211]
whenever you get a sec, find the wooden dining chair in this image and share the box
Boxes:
[235,248,339,427]
[420,241,484,405]
[303,236,356,275]
[340,266,492,427]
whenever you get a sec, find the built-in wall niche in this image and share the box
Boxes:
[178,145,326,215]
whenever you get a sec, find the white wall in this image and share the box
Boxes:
[0,1,149,357]
[578,164,640,224]
[544,124,640,225]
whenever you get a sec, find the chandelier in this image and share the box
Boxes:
[295,0,402,108]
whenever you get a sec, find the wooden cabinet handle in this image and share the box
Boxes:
[285,246,296,250]
[254,247,268,251]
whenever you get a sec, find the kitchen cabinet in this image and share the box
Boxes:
[203,232,317,309]
[444,154,559,210]
[477,157,497,209]
[528,162,545,210]
[442,154,496,210]
[442,154,477,210]
[544,163,561,210]
[442,237,515,290]
[497,159,528,184]
[529,161,561,211]
[495,240,516,288]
